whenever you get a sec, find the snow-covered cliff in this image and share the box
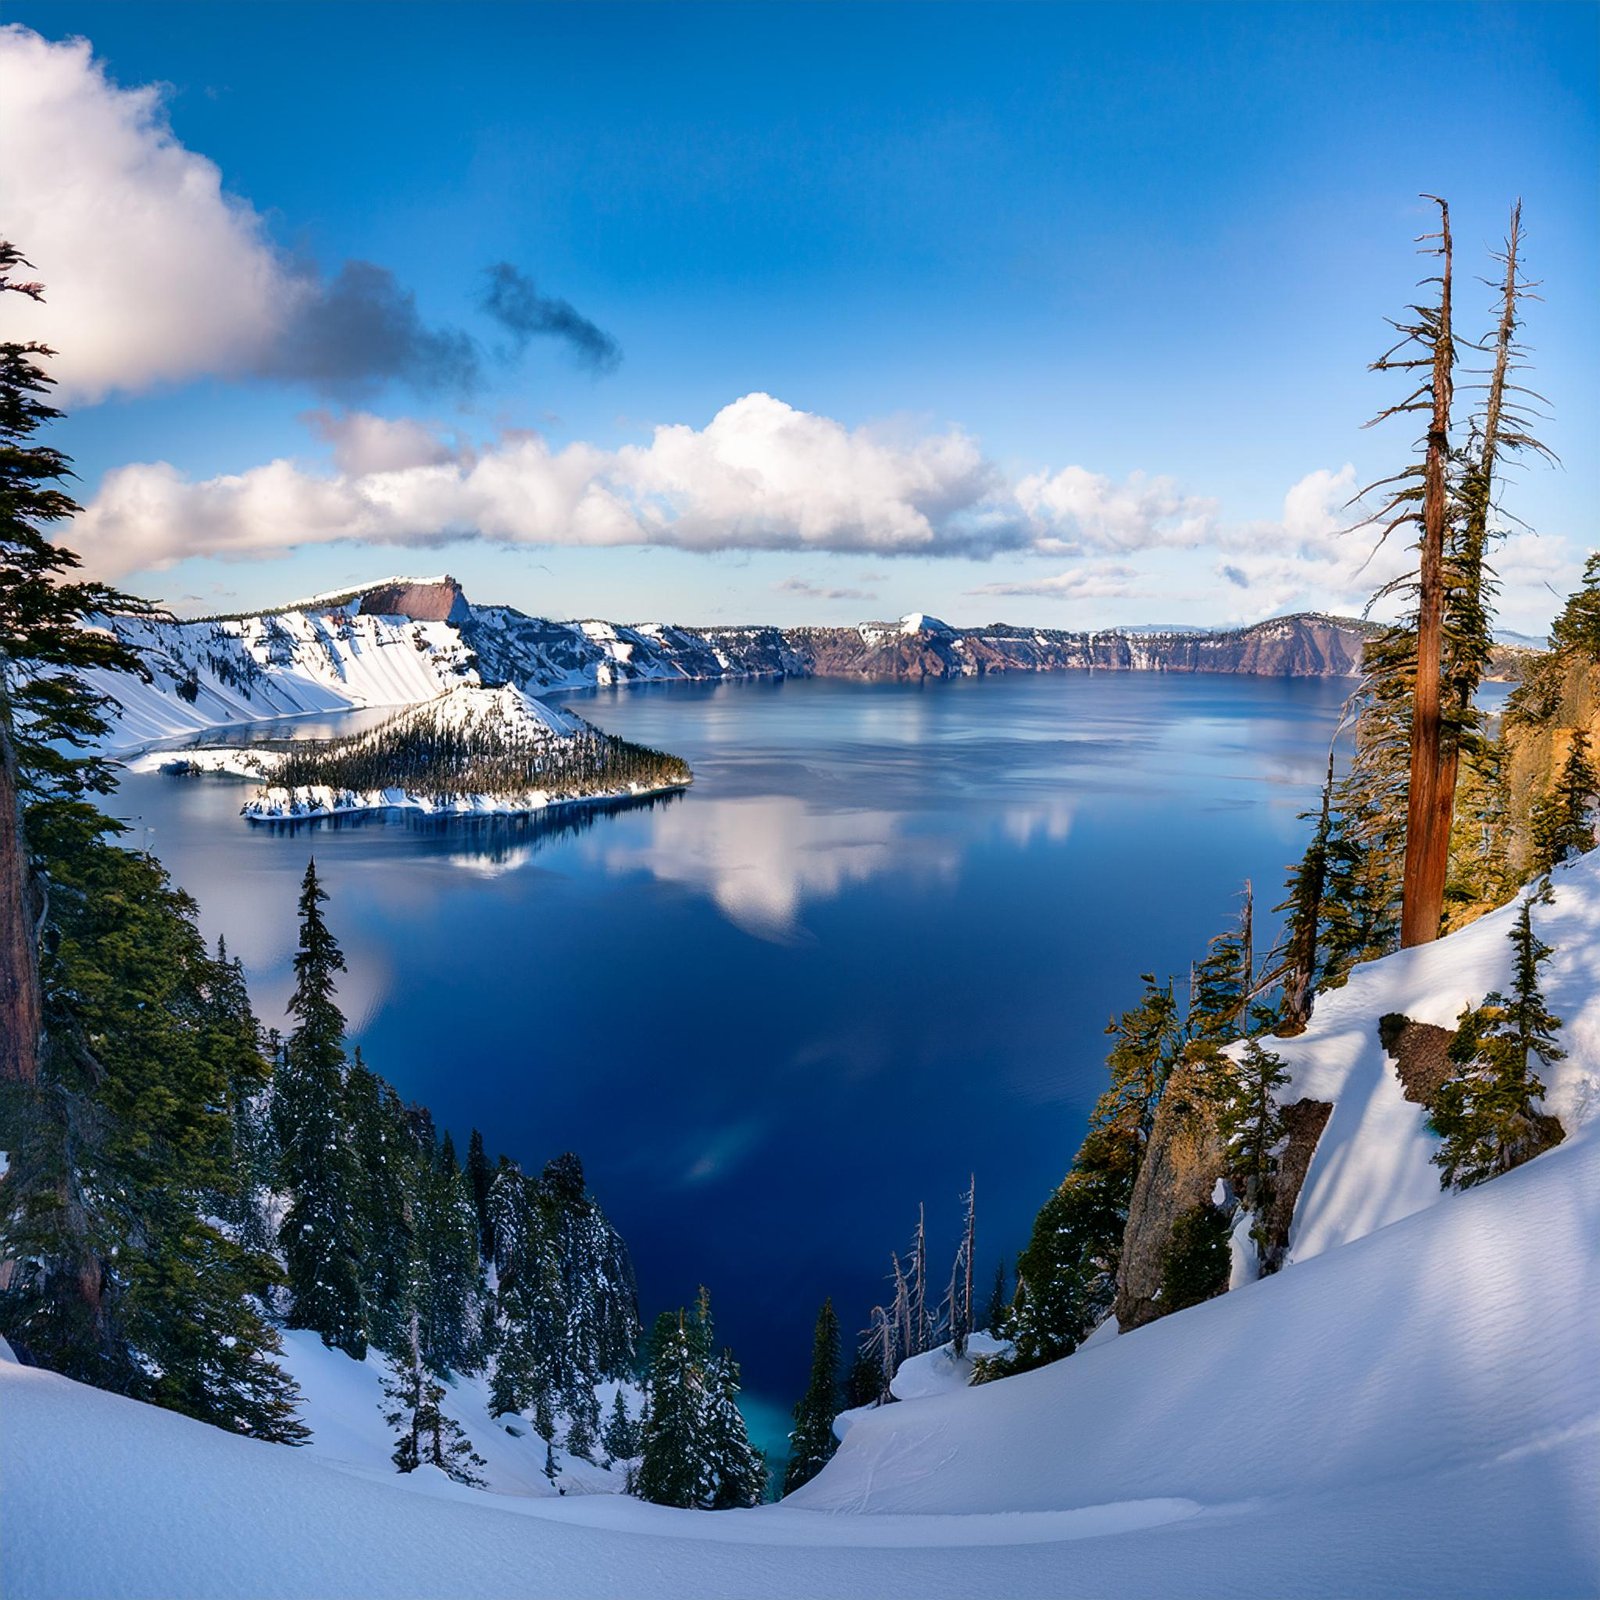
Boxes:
[84,575,1377,752]
[6,855,1597,1598]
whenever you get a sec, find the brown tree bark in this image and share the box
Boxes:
[1399,200,1454,948]
[0,712,41,1085]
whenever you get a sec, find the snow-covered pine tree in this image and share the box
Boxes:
[636,1310,705,1508]
[984,1261,1008,1334]
[945,1177,976,1359]
[381,1308,486,1485]
[564,1387,600,1461]
[487,1164,565,1431]
[415,1130,484,1377]
[702,1349,766,1509]
[343,1052,416,1355]
[1215,1038,1291,1216]
[274,859,367,1358]
[602,1388,643,1464]
[782,1297,841,1495]
[1432,896,1565,1188]
[466,1128,495,1261]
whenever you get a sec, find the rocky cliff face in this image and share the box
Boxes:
[88,578,1379,749]
[357,576,472,625]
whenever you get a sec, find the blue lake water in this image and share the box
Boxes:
[110,671,1352,1417]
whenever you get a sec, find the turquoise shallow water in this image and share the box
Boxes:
[110,670,1350,1404]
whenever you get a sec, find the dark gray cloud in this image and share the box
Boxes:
[265,261,482,398]
[481,262,622,374]
[1219,563,1251,588]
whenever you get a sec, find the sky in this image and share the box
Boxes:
[1,2,1596,633]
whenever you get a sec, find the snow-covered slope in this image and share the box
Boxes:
[6,862,1600,1597]
[84,578,1374,753]
[86,603,476,748]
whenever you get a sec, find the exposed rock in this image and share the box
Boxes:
[1256,1098,1333,1275]
[1113,1059,1228,1332]
[358,576,471,625]
[1378,1013,1458,1106]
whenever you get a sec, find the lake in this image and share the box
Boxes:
[108,670,1352,1418]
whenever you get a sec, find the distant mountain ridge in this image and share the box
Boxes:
[90,573,1394,749]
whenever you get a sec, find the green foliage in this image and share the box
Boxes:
[0,241,146,811]
[381,1314,486,1486]
[1529,730,1598,875]
[1549,552,1600,663]
[783,1297,841,1496]
[636,1293,764,1509]
[1214,1039,1290,1212]
[269,707,690,804]
[1431,897,1565,1189]
[1157,1204,1232,1313]
[602,1387,643,1463]
[0,817,304,1441]
[273,859,367,1358]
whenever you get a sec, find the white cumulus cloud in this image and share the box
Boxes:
[0,27,293,401]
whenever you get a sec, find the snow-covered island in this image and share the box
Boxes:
[133,683,692,822]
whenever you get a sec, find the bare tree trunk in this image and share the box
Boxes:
[0,713,41,1086]
[1431,203,1526,919]
[1400,199,1454,948]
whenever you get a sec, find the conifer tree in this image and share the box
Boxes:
[565,1399,598,1462]
[466,1128,495,1261]
[343,1055,415,1355]
[702,1349,766,1508]
[0,241,145,1091]
[984,1261,1008,1334]
[945,1177,977,1359]
[382,1307,486,1485]
[1190,884,1254,1042]
[414,1132,483,1376]
[1,825,305,1440]
[1278,752,1337,1030]
[602,1388,643,1464]
[1432,897,1564,1188]
[1214,1039,1291,1215]
[1530,730,1598,874]
[274,859,367,1357]
[783,1297,841,1495]
[636,1310,705,1507]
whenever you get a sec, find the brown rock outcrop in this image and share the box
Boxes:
[1114,1060,1229,1332]
[358,577,470,625]
[1378,1014,1457,1106]
[1256,1097,1333,1275]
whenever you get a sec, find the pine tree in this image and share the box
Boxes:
[944,1176,977,1359]
[1277,751,1337,1030]
[983,1261,1008,1334]
[783,1298,841,1496]
[702,1350,766,1509]
[466,1128,495,1261]
[1530,730,1598,874]
[274,859,367,1358]
[602,1388,642,1464]
[1432,897,1564,1188]
[565,1398,598,1462]
[343,1053,416,1355]
[1214,1039,1290,1216]
[1190,884,1254,1042]
[0,241,145,1091]
[382,1308,486,1485]
[636,1310,705,1507]
[414,1132,483,1376]
[0,826,305,1440]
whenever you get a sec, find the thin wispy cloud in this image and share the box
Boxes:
[775,577,879,602]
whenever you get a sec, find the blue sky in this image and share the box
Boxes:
[3,2,1596,630]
